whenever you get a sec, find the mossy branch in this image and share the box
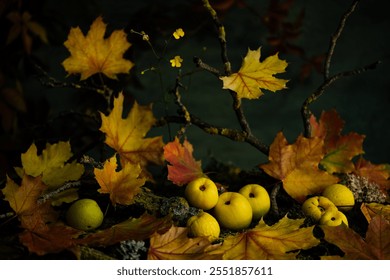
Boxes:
[301,0,380,137]
[37,181,81,205]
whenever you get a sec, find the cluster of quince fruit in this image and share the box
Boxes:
[185,177,271,241]
[302,184,355,227]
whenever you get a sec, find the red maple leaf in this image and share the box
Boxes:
[163,137,204,186]
[310,110,365,173]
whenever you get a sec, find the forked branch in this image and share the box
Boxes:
[301,0,380,137]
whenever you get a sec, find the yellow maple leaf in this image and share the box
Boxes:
[99,92,164,173]
[94,154,146,205]
[220,47,288,99]
[62,16,133,80]
[18,141,84,188]
[208,216,319,260]
[260,132,338,202]
[361,203,390,223]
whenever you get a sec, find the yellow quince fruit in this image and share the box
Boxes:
[322,184,355,211]
[66,198,104,231]
[302,196,337,221]
[187,211,220,241]
[184,177,219,210]
[213,192,253,230]
[239,184,270,220]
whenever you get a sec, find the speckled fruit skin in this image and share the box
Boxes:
[187,211,220,241]
[66,198,104,231]
[322,184,355,211]
[184,177,219,210]
[239,184,271,220]
[213,192,253,230]
[302,196,338,221]
[319,209,349,227]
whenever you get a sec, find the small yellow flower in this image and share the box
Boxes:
[170,56,183,67]
[173,28,185,39]
[141,31,149,41]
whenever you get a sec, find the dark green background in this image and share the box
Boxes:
[9,0,390,170]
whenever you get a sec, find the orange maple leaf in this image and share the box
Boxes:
[163,137,204,186]
[2,175,81,255]
[2,175,58,229]
[310,110,365,173]
[322,215,390,259]
[220,47,288,99]
[148,226,222,260]
[99,92,164,175]
[78,213,172,247]
[260,132,338,202]
[209,216,319,259]
[62,16,133,80]
[19,223,81,256]
[94,154,146,205]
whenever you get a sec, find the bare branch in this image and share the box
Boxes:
[301,0,380,137]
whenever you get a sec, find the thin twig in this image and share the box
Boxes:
[193,56,221,77]
[171,74,192,136]
[34,64,113,105]
[324,0,360,79]
[302,61,380,137]
[0,212,15,219]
